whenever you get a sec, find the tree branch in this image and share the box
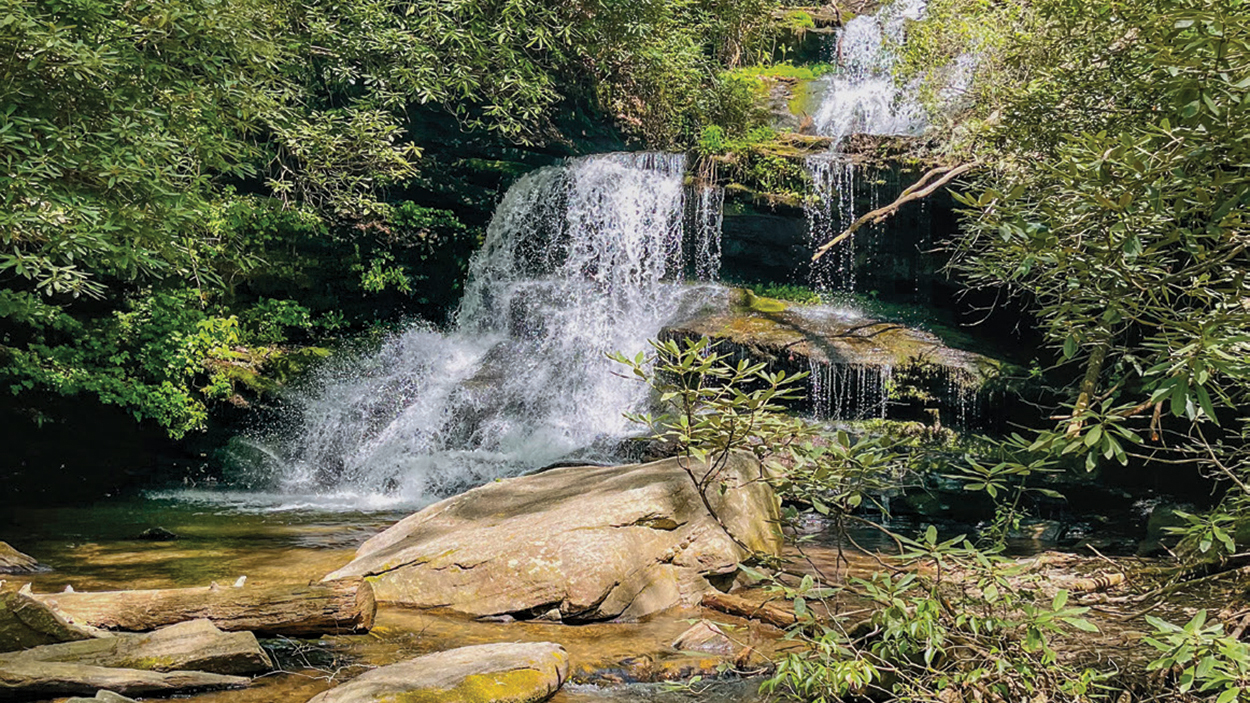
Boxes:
[811,162,977,263]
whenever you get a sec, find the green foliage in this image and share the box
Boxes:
[1145,612,1250,702]
[762,527,1109,702]
[610,336,808,481]
[1,0,782,438]
[902,0,1250,502]
[741,282,824,305]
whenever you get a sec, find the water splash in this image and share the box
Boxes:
[215,153,722,511]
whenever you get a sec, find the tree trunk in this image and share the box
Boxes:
[1066,339,1110,437]
[29,580,375,637]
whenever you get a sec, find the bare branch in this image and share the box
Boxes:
[812,162,978,263]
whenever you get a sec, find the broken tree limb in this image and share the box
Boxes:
[700,592,797,629]
[811,162,977,263]
[29,579,375,637]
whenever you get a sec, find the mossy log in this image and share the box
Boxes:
[28,580,375,637]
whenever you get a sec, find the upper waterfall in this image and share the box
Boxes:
[810,0,929,143]
[208,153,721,511]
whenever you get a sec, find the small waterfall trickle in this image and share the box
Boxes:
[805,155,858,292]
[224,152,726,511]
[807,358,894,422]
[688,184,724,282]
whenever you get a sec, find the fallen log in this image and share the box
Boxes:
[700,592,797,630]
[0,659,247,701]
[5,620,272,676]
[29,579,375,637]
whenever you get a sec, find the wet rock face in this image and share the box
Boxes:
[307,642,569,703]
[323,454,782,622]
[661,289,1006,427]
[0,543,40,575]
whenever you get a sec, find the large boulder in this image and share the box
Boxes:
[308,643,568,703]
[324,453,781,622]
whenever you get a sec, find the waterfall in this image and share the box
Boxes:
[803,0,931,294]
[217,152,722,511]
[688,185,724,282]
[810,0,929,144]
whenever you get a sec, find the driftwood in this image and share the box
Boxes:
[701,592,798,629]
[4,619,272,676]
[0,658,247,701]
[29,579,375,637]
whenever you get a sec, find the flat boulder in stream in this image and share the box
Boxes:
[323,453,782,621]
[307,642,569,703]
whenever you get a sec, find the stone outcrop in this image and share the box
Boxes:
[0,620,264,700]
[0,659,247,700]
[307,642,569,703]
[4,619,272,676]
[0,544,39,575]
[661,288,1008,426]
[324,454,782,622]
[0,591,99,653]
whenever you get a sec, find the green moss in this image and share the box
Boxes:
[383,668,553,703]
[742,289,789,313]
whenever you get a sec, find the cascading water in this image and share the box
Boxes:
[688,185,724,282]
[804,0,932,293]
[205,152,723,511]
[810,0,930,144]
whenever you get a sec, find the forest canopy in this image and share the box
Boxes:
[0,0,775,435]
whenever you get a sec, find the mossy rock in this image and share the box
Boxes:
[307,643,569,703]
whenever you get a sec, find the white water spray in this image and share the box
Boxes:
[205,153,723,511]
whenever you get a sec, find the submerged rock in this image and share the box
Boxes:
[0,543,40,575]
[135,527,179,542]
[307,642,569,703]
[64,689,137,702]
[323,454,782,622]
[671,620,736,656]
